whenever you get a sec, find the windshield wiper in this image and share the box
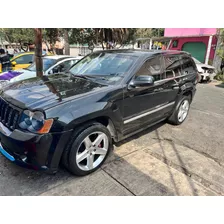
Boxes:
[72,74,90,80]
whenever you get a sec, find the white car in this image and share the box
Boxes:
[192,57,216,82]
[0,55,83,88]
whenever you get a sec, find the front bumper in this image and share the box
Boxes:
[0,122,72,173]
[200,72,216,81]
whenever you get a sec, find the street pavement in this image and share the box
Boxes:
[0,82,224,196]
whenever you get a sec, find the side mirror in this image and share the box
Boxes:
[129,75,154,88]
[11,61,17,66]
[48,70,53,75]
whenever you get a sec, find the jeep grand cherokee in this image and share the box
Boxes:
[0,49,197,176]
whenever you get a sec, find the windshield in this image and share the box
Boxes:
[26,58,57,72]
[193,57,202,64]
[69,52,137,84]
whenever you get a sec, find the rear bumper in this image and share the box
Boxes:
[0,122,72,173]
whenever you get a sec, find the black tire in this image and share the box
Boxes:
[62,122,112,176]
[167,95,191,125]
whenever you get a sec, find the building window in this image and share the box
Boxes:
[172,40,178,48]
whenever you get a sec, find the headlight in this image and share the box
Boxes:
[19,110,53,134]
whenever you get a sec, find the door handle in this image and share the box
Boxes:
[171,83,179,90]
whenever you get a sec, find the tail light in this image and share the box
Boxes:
[197,73,200,81]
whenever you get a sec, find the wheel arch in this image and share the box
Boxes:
[69,115,119,143]
[183,90,193,102]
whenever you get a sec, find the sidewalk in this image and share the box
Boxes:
[41,139,221,196]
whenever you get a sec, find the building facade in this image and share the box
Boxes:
[165,28,218,64]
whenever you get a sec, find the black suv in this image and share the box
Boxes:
[0,49,198,176]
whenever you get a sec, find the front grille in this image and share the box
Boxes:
[0,97,20,130]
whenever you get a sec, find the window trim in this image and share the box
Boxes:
[130,55,166,83]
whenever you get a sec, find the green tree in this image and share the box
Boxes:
[216,28,224,59]
[213,28,224,72]
[151,28,165,37]
[135,28,153,39]
[1,28,34,51]
[69,28,136,49]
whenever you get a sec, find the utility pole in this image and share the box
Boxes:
[34,28,43,77]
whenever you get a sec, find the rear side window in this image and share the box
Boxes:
[135,56,165,81]
[13,54,33,64]
[164,55,181,78]
[179,55,197,75]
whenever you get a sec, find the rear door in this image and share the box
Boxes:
[163,53,183,97]
[178,54,198,85]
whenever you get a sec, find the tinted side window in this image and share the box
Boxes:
[135,56,165,81]
[164,55,181,78]
[14,54,33,64]
[179,56,197,75]
[60,60,75,71]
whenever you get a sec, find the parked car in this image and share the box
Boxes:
[0,55,82,88]
[192,57,216,82]
[0,50,197,176]
[10,51,54,71]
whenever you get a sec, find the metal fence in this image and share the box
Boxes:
[79,47,92,56]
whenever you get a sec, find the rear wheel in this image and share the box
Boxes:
[167,96,190,125]
[62,122,112,176]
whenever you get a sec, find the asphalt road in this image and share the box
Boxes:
[0,82,224,196]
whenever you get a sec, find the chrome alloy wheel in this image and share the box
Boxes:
[178,100,190,123]
[76,131,109,171]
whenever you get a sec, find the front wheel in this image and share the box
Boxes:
[64,123,112,176]
[167,96,190,125]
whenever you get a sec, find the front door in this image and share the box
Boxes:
[122,55,179,135]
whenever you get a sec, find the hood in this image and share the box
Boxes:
[9,69,36,83]
[1,73,108,110]
[0,69,36,83]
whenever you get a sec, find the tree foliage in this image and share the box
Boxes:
[1,28,165,53]
[1,28,34,51]
[135,28,153,38]
[43,28,61,45]
[216,28,224,59]
[68,28,134,49]
[151,28,164,37]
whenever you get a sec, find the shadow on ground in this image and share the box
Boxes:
[0,121,211,196]
[215,83,224,88]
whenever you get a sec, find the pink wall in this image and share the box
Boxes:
[168,36,217,62]
[165,28,217,37]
